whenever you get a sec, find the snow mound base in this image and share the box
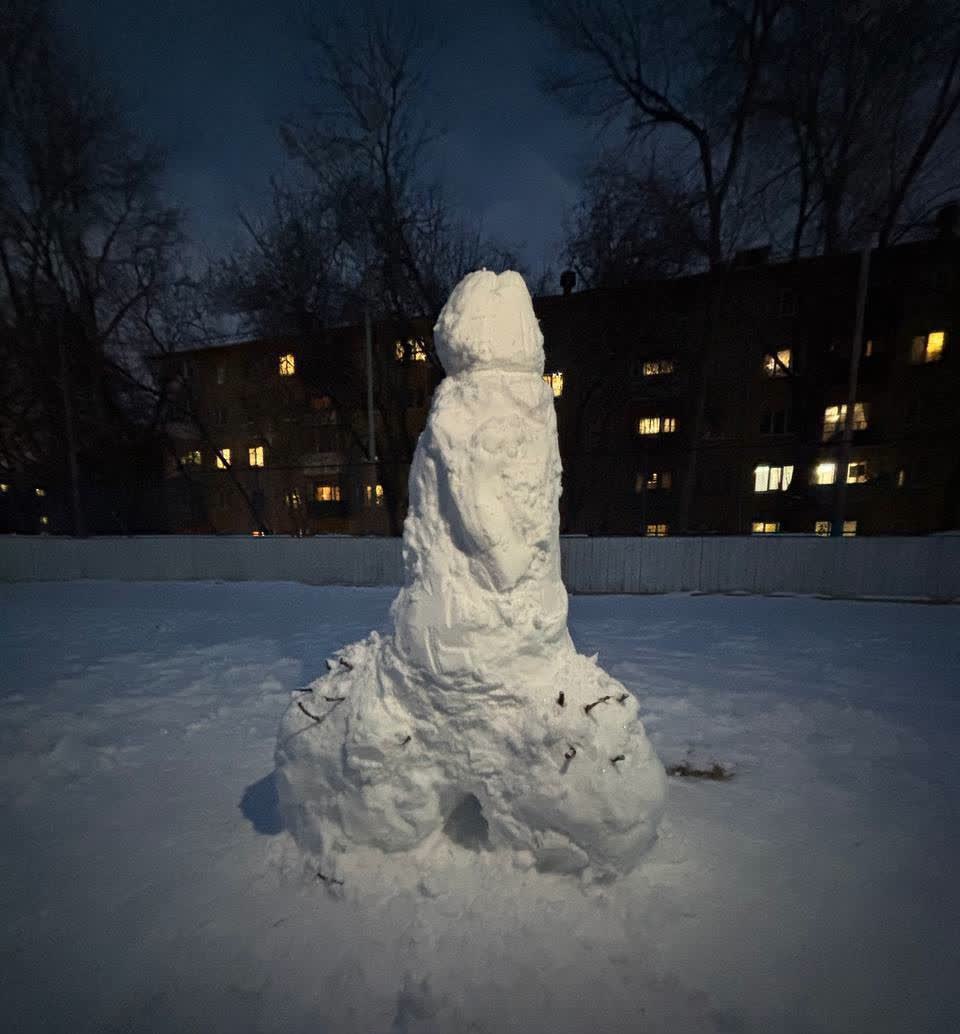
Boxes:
[276,270,665,882]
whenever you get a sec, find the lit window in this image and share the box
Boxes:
[637,470,673,492]
[846,461,869,484]
[411,339,427,362]
[638,416,676,435]
[40,515,49,527]
[543,371,564,397]
[285,490,302,511]
[762,349,792,377]
[181,450,202,466]
[822,402,868,439]
[0,483,8,493]
[751,521,780,534]
[864,339,874,357]
[753,464,794,493]
[646,523,669,537]
[314,484,341,502]
[35,487,45,497]
[813,461,837,485]
[279,353,296,376]
[364,483,384,507]
[814,520,858,537]
[896,468,906,488]
[251,530,265,537]
[216,448,231,469]
[216,364,226,385]
[642,358,674,377]
[910,331,945,364]
[248,445,265,468]
[311,395,333,410]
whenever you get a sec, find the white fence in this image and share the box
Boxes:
[1,534,958,600]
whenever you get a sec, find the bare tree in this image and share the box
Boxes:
[0,0,184,533]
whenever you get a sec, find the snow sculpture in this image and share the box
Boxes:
[275,270,665,881]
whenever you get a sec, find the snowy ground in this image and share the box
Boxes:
[1,582,958,1034]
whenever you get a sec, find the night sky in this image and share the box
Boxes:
[58,0,597,279]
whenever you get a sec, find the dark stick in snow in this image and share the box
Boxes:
[584,695,611,715]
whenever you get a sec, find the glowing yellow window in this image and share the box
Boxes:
[763,349,792,377]
[364,483,384,506]
[35,487,46,497]
[911,331,945,363]
[843,520,857,536]
[814,519,857,536]
[646,523,669,537]
[815,520,831,536]
[638,417,661,435]
[216,448,231,469]
[181,450,201,466]
[751,521,779,534]
[543,371,564,397]
[40,515,49,527]
[642,359,674,377]
[314,484,341,502]
[248,445,265,468]
[822,402,867,439]
[846,461,869,484]
[813,461,837,485]
[278,353,296,376]
[394,340,405,361]
[0,483,8,493]
[754,464,794,492]
[285,491,302,510]
[411,339,427,362]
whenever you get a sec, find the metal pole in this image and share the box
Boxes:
[831,242,872,537]
[57,315,85,537]
[364,303,377,462]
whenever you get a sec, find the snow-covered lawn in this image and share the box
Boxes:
[1,582,957,1034]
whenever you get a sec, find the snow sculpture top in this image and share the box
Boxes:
[275,269,666,884]
[393,269,571,692]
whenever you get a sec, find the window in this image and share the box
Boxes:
[846,460,870,484]
[251,530,265,537]
[543,371,564,397]
[40,515,49,528]
[638,416,676,435]
[864,339,874,357]
[411,339,427,362]
[910,331,945,364]
[762,349,792,377]
[285,490,302,511]
[646,523,669,537]
[637,470,673,492]
[181,450,202,467]
[35,487,46,497]
[215,448,231,469]
[822,402,868,440]
[314,483,341,502]
[812,461,837,485]
[248,445,265,468]
[815,520,857,536]
[0,483,8,493]
[278,353,296,376]
[751,521,780,534]
[642,358,674,377]
[364,483,384,507]
[216,364,226,385]
[753,464,794,493]
[759,407,791,435]
[395,339,427,362]
[896,467,906,488]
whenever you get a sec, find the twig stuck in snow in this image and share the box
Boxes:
[584,695,611,715]
[338,657,353,671]
[557,691,565,707]
[317,871,344,886]
[666,761,734,781]
[610,754,625,765]
[297,700,322,722]
[617,693,629,704]
[400,735,412,747]
[564,745,577,761]
[323,695,346,703]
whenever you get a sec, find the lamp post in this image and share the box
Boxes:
[831,241,872,537]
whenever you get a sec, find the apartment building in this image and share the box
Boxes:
[155,233,959,537]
